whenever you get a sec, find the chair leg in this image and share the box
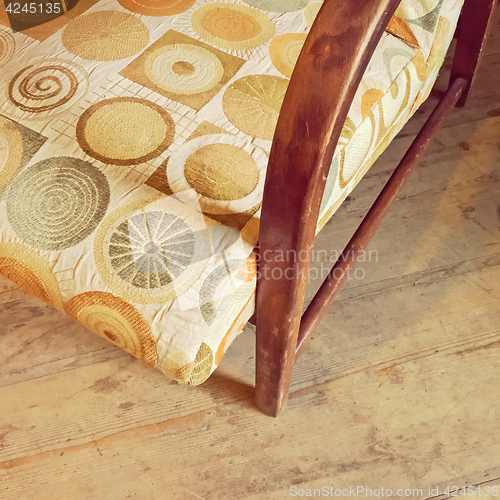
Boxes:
[255,325,298,418]
[451,0,496,107]
[296,78,468,356]
[255,78,467,418]
[254,257,307,417]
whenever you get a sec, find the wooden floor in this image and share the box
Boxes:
[1,11,500,499]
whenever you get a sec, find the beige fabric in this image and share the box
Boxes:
[0,0,463,384]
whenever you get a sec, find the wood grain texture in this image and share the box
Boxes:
[255,0,402,417]
[296,78,467,357]
[255,0,496,417]
[0,5,499,499]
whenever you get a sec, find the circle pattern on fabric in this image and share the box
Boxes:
[185,144,259,200]
[166,134,266,214]
[304,2,322,27]
[7,58,88,115]
[111,211,194,288]
[222,74,288,140]
[191,3,274,50]
[269,33,307,78]
[200,259,245,325]
[117,0,196,17]
[93,199,209,304]
[144,44,224,95]
[76,98,175,165]
[0,243,64,311]
[61,11,149,61]
[7,157,110,251]
[66,291,158,368]
[0,116,23,192]
[0,30,15,68]
[240,0,310,13]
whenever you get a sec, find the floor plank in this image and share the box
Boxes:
[1,8,500,499]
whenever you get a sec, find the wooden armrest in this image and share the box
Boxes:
[256,0,402,415]
[259,0,402,270]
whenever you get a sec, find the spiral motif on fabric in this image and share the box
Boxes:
[66,291,158,368]
[222,74,288,141]
[0,243,64,311]
[191,3,274,50]
[0,29,15,68]
[7,58,88,115]
[144,44,224,95]
[7,157,110,251]
[94,198,209,304]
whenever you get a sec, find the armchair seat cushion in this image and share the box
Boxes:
[0,0,463,384]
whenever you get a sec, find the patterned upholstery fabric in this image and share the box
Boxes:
[0,0,463,384]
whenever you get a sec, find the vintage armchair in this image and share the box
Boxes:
[0,0,495,416]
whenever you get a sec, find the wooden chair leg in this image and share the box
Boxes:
[255,78,467,418]
[451,0,496,107]
[253,0,494,418]
[255,255,308,417]
[296,78,467,356]
[253,0,401,419]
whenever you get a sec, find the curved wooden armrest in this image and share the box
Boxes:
[256,0,402,416]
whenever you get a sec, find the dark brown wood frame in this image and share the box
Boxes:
[255,0,497,417]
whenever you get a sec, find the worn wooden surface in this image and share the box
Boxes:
[297,78,467,357]
[1,8,500,500]
[256,0,401,417]
[451,0,497,106]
